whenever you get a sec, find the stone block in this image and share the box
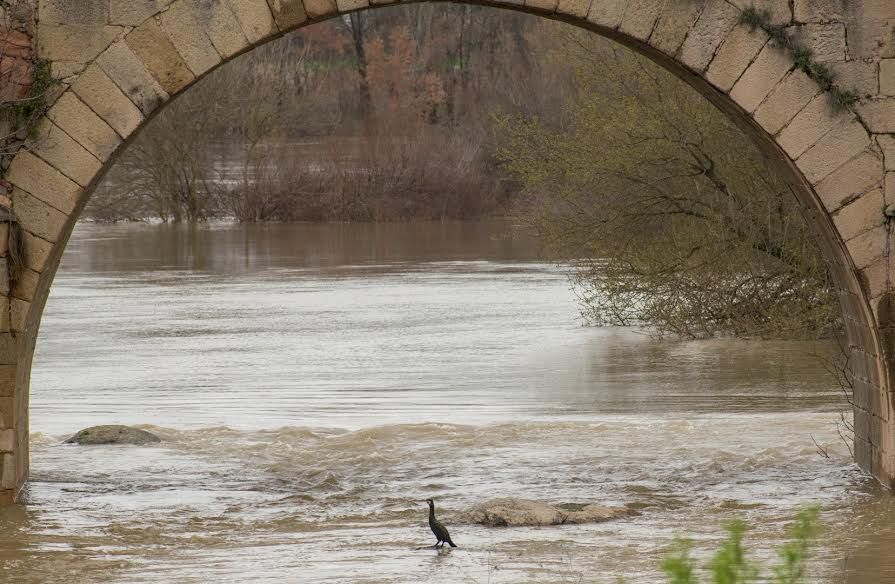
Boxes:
[46,92,121,161]
[12,268,39,302]
[797,119,870,184]
[11,189,68,244]
[845,224,886,269]
[266,0,309,26]
[864,259,891,299]
[789,23,847,62]
[0,454,13,489]
[160,0,221,76]
[882,59,895,95]
[21,232,52,274]
[777,93,848,158]
[618,0,662,40]
[793,0,844,23]
[754,69,820,134]
[526,0,557,13]
[28,120,103,187]
[730,40,793,112]
[815,149,884,210]
[586,0,625,28]
[5,151,80,215]
[50,61,85,80]
[857,99,895,133]
[679,0,740,72]
[110,0,172,25]
[0,430,13,453]
[0,336,15,366]
[97,41,170,115]
[196,0,249,58]
[556,0,591,18]
[0,224,9,258]
[125,19,195,94]
[72,64,144,138]
[0,397,13,429]
[37,24,122,63]
[0,367,14,397]
[225,0,276,43]
[881,135,895,169]
[335,0,367,11]
[38,0,109,25]
[830,60,879,97]
[705,24,769,92]
[845,3,895,60]
[649,0,705,55]
[10,299,28,334]
[833,188,885,241]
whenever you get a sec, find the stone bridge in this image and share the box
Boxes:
[0,0,892,502]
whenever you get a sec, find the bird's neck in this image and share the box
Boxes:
[428,505,435,521]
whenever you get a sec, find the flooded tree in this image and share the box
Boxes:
[495,34,838,340]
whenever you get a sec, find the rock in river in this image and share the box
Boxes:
[65,425,161,445]
[460,497,637,527]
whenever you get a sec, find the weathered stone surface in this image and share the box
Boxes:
[797,119,871,184]
[160,0,222,76]
[649,0,704,55]
[12,268,39,302]
[11,188,68,243]
[846,225,887,269]
[0,453,14,489]
[887,171,895,205]
[618,0,662,40]
[777,94,848,158]
[266,0,309,26]
[335,0,367,11]
[880,135,895,169]
[65,425,161,445]
[833,188,885,241]
[679,0,740,72]
[37,24,123,63]
[526,0,557,13]
[28,120,103,187]
[0,430,13,453]
[21,232,52,274]
[225,0,276,43]
[190,0,249,58]
[110,0,172,25]
[857,99,895,133]
[10,298,28,333]
[38,0,108,25]
[730,41,793,112]
[815,149,885,210]
[789,23,847,62]
[5,151,80,214]
[72,64,144,138]
[586,0,624,28]
[881,59,895,96]
[754,69,820,134]
[728,0,791,25]
[830,61,879,97]
[556,0,590,18]
[794,0,844,23]
[46,92,121,161]
[705,25,768,92]
[844,1,895,60]
[459,498,636,527]
[125,19,195,94]
[97,41,170,115]
[49,61,85,80]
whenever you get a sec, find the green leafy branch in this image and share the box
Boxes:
[739,7,857,109]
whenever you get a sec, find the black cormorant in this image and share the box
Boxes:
[425,498,457,548]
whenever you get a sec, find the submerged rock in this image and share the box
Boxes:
[64,425,161,445]
[460,497,637,527]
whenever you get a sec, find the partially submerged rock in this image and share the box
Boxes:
[460,497,637,527]
[65,425,161,445]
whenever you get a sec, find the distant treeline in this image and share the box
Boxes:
[87,6,573,223]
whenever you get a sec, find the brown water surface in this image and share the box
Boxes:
[0,220,890,583]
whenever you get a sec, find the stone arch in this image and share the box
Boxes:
[0,0,892,501]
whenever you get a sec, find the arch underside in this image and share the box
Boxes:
[0,0,892,501]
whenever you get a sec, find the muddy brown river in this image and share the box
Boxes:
[1,220,891,583]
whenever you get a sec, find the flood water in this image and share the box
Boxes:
[2,220,893,583]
